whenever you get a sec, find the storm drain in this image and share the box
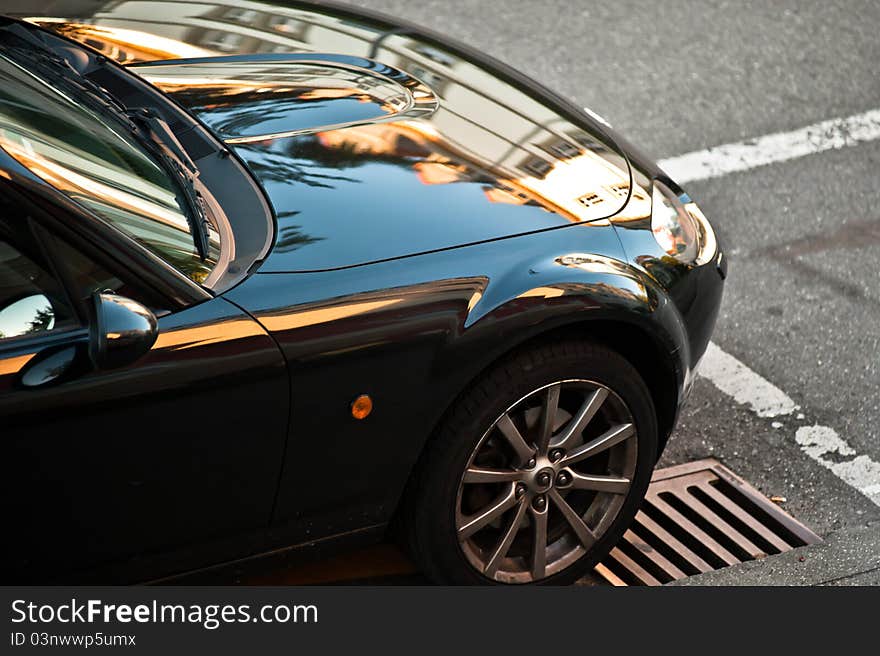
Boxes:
[593,458,821,586]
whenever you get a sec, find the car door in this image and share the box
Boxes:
[0,209,289,583]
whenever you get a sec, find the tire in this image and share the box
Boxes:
[403,339,658,585]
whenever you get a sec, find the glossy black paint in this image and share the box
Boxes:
[0,296,289,582]
[0,1,725,583]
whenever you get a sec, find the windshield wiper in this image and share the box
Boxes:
[3,41,212,261]
[126,109,211,261]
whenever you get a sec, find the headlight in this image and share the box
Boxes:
[650,180,717,265]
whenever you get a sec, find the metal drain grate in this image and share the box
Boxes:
[593,458,821,586]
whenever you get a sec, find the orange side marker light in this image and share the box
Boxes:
[351,394,373,420]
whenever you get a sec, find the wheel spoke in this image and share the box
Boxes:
[561,423,634,466]
[569,471,631,494]
[530,503,549,580]
[458,485,518,540]
[553,388,608,450]
[495,413,535,466]
[463,467,522,484]
[549,488,596,548]
[535,384,561,454]
[484,499,528,577]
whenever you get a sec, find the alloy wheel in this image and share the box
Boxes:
[455,379,638,583]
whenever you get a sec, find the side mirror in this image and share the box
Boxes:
[88,292,158,370]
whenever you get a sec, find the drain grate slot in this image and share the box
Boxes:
[660,490,759,561]
[596,458,821,586]
[621,529,686,581]
[644,496,739,566]
[706,477,810,548]
[688,485,788,554]
[608,545,662,586]
[631,512,715,574]
[629,522,702,577]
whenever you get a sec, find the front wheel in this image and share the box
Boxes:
[403,340,658,584]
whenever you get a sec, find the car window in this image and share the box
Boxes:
[0,235,77,343]
[0,53,220,284]
[47,234,163,312]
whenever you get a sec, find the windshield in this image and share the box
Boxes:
[0,53,220,284]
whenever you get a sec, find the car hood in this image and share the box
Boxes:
[17,0,640,272]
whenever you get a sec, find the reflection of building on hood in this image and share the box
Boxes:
[133,55,437,144]
[28,21,217,63]
[140,78,395,112]
[316,122,645,224]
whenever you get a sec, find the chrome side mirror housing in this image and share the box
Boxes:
[88,292,158,370]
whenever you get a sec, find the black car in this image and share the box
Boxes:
[0,1,724,585]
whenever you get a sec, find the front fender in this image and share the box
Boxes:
[462,248,691,399]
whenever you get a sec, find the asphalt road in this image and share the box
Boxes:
[342,0,880,539]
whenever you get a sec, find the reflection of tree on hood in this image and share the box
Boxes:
[274,210,324,253]
[237,135,428,255]
[190,93,339,137]
[287,136,421,170]
[175,83,398,145]
[236,135,416,190]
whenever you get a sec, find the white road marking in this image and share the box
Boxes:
[796,426,880,506]
[657,108,880,184]
[698,342,796,418]
[700,343,880,507]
